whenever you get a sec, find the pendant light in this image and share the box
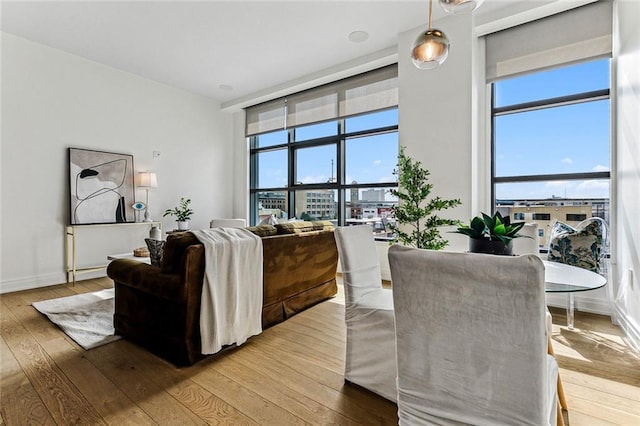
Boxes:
[439,0,484,15]
[411,0,450,70]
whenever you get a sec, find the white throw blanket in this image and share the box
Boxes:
[191,227,263,354]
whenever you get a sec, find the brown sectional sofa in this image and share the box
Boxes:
[106,225,338,366]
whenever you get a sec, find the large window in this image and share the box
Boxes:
[247,66,398,236]
[492,58,611,247]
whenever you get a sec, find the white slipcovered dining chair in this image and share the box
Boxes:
[512,222,539,256]
[512,222,567,423]
[334,225,396,401]
[210,218,246,228]
[389,245,558,426]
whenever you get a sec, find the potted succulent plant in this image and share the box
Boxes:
[163,197,194,230]
[452,211,526,255]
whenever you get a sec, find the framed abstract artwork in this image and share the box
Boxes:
[68,148,135,225]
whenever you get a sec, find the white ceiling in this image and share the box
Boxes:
[0,1,577,107]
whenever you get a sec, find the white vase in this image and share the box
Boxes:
[177,221,189,230]
[149,225,161,240]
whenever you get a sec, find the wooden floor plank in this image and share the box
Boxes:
[190,356,309,425]
[83,342,205,425]
[42,337,156,425]
[0,336,55,426]
[110,340,260,426]
[1,277,638,426]
[0,300,105,425]
[204,348,358,425]
[236,342,397,424]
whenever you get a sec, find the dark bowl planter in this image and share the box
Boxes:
[469,238,513,256]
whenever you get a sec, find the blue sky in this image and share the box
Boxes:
[494,58,610,199]
[255,58,610,201]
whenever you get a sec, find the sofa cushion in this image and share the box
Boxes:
[275,221,315,234]
[311,220,335,231]
[144,238,165,267]
[246,224,278,237]
[548,219,603,272]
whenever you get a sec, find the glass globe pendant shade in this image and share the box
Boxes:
[439,0,484,14]
[411,29,450,70]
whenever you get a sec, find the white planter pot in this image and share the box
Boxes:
[177,221,190,230]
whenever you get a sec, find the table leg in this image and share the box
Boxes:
[567,293,574,330]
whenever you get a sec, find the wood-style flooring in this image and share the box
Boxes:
[1,277,639,425]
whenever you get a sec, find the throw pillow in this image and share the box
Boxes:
[145,238,165,267]
[547,219,603,272]
[275,221,315,234]
[246,224,278,237]
[311,220,335,231]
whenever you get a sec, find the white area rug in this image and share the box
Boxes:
[32,288,121,350]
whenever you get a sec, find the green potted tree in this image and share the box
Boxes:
[387,146,462,249]
[163,198,194,230]
[452,211,526,255]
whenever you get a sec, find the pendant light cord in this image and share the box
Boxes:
[428,0,433,29]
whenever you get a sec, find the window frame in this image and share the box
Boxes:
[490,61,611,209]
[249,109,399,226]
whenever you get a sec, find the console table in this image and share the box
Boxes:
[65,221,161,284]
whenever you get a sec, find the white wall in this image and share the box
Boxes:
[398,14,475,223]
[0,33,234,293]
[613,0,640,350]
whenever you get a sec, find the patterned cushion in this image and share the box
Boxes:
[145,238,165,267]
[275,221,315,234]
[246,225,278,237]
[311,220,335,231]
[547,219,604,272]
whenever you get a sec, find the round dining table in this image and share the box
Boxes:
[543,260,607,330]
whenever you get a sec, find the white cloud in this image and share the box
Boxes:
[545,181,575,188]
[300,175,327,184]
[378,176,395,183]
[592,164,609,172]
[373,160,382,166]
[561,157,573,164]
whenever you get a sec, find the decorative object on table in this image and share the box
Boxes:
[452,211,526,256]
[163,197,194,231]
[132,201,146,222]
[149,224,162,240]
[144,238,165,267]
[133,247,150,257]
[548,217,608,273]
[68,147,135,225]
[137,171,158,222]
[411,0,484,70]
[387,146,462,249]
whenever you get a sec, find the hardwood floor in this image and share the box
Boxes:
[1,277,638,425]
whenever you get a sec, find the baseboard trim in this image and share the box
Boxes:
[0,270,107,294]
[615,305,640,352]
[545,293,612,317]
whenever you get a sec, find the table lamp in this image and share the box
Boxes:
[137,171,158,222]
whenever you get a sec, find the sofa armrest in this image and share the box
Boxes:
[107,260,185,301]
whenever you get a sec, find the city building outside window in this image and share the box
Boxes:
[492,58,611,249]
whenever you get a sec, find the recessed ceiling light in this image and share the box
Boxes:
[348,30,369,43]
[218,84,233,91]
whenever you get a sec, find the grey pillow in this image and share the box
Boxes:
[145,238,165,267]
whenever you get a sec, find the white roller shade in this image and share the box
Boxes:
[245,64,397,136]
[485,0,612,82]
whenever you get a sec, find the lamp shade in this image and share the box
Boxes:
[439,0,484,14]
[137,171,158,188]
[411,29,450,70]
